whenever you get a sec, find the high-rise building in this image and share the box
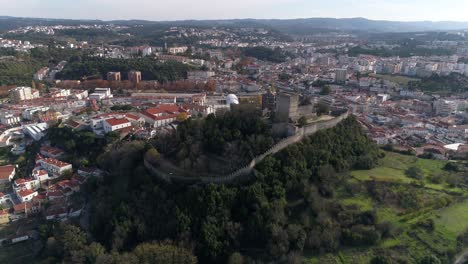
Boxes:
[128,71,142,84]
[9,86,34,102]
[107,72,121,81]
[335,68,347,83]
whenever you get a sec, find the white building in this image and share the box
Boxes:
[16,189,38,203]
[9,87,34,102]
[103,118,132,133]
[335,68,347,83]
[24,123,48,141]
[22,107,50,120]
[0,112,21,126]
[142,46,153,57]
[168,46,188,54]
[89,88,113,101]
[72,90,89,100]
[37,157,72,176]
[13,178,39,192]
[433,100,458,116]
[32,169,49,182]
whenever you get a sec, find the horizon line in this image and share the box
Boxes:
[2,15,468,24]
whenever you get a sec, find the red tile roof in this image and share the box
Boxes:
[0,165,15,181]
[40,158,71,168]
[17,189,36,197]
[105,118,131,127]
[40,146,64,157]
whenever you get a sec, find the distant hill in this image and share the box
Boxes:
[1,16,468,34]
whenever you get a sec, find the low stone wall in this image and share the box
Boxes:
[145,112,349,184]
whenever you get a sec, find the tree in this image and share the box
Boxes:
[86,242,106,263]
[316,103,330,116]
[177,112,189,122]
[320,85,331,95]
[145,148,161,166]
[132,242,197,264]
[418,255,441,264]
[405,166,423,180]
[227,252,244,264]
[298,116,307,127]
[371,255,390,264]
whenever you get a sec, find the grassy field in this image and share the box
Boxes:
[369,73,420,87]
[433,199,468,239]
[308,152,468,263]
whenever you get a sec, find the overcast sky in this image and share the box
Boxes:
[2,0,468,22]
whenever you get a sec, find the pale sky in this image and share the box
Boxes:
[1,0,468,22]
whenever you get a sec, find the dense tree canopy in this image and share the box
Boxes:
[242,47,288,63]
[56,57,191,83]
[63,116,384,263]
[408,73,468,94]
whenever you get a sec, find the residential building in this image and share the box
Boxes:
[37,157,72,176]
[335,68,347,83]
[16,189,38,203]
[141,104,190,127]
[128,71,142,84]
[0,165,16,184]
[22,106,50,120]
[40,146,65,159]
[0,111,21,126]
[107,72,121,81]
[9,86,33,102]
[168,46,188,54]
[103,118,132,133]
[13,178,39,191]
[32,169,49,182]
[89,88,113,101]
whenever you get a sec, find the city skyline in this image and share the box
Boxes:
[2,0,468,22]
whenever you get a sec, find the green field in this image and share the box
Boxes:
[370,73,420,87]
[434,199,468,239]
[309,152,468,263]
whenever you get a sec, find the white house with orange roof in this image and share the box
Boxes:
[90,112,143,134]
[140,104,190,128]
[36,156,72,176]
[32,169,49,182]
[13,178,39,191]
[103,118,132,133]
[16,189,38,203]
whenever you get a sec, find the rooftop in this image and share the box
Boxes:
[0,165,15,180]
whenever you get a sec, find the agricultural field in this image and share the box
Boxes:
[308,152,468,263]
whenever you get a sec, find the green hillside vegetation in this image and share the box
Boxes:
[154,109,274,174]
[408,73,468,94]
[242,46,289,63]
[56,57,191,82]
[34,115,468,263]
[308,152,468,263]
[0,47,85,86]
[37,116,385,263]
[370,73,420,87]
